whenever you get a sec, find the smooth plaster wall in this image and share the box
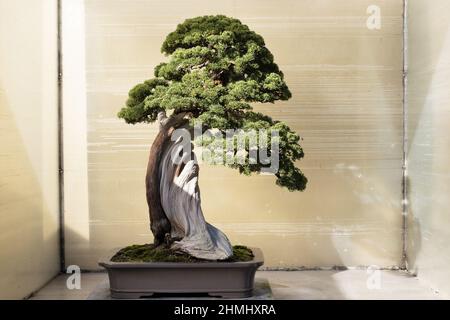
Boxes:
[406,0,450,296]
[64,0,404,269]
[0,0,60,299]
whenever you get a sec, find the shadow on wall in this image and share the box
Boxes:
[406,2,450,151]
[0,0,61,298]
[0,90,60,299]
[406,0,450,276]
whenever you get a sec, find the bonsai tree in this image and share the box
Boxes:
[118,15,307,260]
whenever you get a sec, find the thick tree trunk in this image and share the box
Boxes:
[145,111,233,260]
[145,112,187,245]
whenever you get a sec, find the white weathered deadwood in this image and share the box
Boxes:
[157,112,233,260]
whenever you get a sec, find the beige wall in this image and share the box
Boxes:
[0,0,60,298]
[406,0,450,296]
[65,0,404,269]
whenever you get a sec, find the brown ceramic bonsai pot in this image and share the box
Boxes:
[99,247,264,299]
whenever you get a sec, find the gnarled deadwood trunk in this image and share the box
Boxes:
[145,111,233,260]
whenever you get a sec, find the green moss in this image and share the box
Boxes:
[229,245,254,262]
[111,244,254,263]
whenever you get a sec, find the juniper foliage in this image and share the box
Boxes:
[118,15,307,191]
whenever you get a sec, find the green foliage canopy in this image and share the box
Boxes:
[118,15,307,191]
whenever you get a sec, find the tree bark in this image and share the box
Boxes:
[145,112,185,246]
[145,111,233,260]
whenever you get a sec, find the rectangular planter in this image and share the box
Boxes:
[99,247,264,299]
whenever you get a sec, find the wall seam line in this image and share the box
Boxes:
[401,0,409,271]
[57,0,66,273]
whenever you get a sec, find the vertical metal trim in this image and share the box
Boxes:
[57,0,66,272]
[401,0,409,270]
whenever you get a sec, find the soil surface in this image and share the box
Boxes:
[111,244,254,263]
